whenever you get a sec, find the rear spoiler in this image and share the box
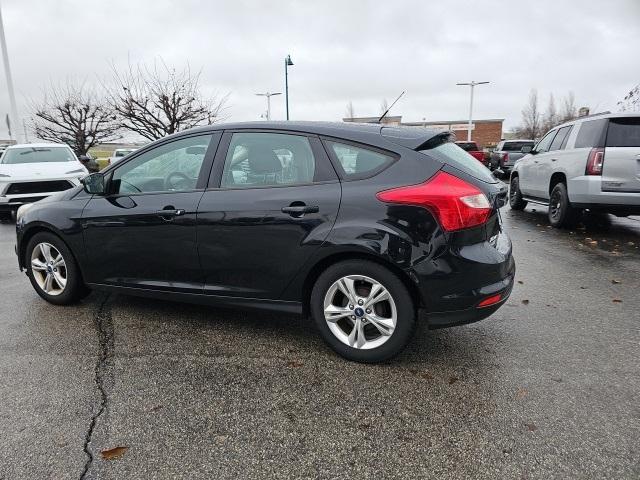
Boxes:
[380,127,454,151]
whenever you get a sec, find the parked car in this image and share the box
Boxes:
[455,141,485,164]
[15,122,514,362]
[509,113,640,227]
[0,143,88,217]
[489,139,535,177]
[78,152,100,173]
[108,148,137,165]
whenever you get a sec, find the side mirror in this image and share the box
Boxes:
[82,173,106,195]
[521,145,533,154]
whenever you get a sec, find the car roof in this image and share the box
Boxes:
[554,112,640,129]
[172,121,445,151]
[6,142,71,149]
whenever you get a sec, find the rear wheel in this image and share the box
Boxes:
[25,232,86,305]
[509,176,527,210]
[548,183,579,228]
[310,260,416,363]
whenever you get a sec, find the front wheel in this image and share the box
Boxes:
[25,232,86,305]
[310,260,416,363]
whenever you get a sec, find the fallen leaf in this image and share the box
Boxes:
[149,405,163,412]
[214,435,228,445]
[612,298,623,303]
[611,279,621,284]
[588,240,598,246]
[448,376,459,385]
[517,280,523,285]
[516,387,527,400]
[521,299,530,305]
[551,377,562,383]
[101,446,128,460]
[580,286,587,289]
[420,372,434,380]
[525,423,537,432]
[287,360,303,368]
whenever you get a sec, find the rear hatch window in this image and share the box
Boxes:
[606,117,640,147]
[420,141,497,184]
[502,141,534,152]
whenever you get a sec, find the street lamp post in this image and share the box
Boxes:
[0,2,20,142]
[456,80,490,141]
[255,92,282,120]
[284,55,294,120]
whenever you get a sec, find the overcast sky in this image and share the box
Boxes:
[1,0,639,140]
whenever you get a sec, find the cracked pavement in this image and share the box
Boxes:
[0,207,639,479]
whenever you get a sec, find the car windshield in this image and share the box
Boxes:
[502,141,534,152]
[1,147,75,164]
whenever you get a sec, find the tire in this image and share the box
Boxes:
[25,231,86,305]
[509,176,527,210]
[548,183,579,228]
[310,260,416,363]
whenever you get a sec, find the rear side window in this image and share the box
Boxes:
[606,118,640,147]
[575,119,607,148]
[502,141,534,152]
[325,141,394,178]
[549,126,572,151]
[421,141,495,183]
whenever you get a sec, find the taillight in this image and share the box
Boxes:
[586,148,604,175]
[501,152,509,166]
[477,293,502,308]
[376,171,492,232]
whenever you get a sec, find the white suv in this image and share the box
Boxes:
[509,113,640,227]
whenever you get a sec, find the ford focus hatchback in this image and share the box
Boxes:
[15,122,514,362]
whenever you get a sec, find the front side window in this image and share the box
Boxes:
[1,146,75,164]
[221,132,316,188]
[326,141,393,178]
[534,130,558,153]
[111,135,212,194]
[549,126,572,151]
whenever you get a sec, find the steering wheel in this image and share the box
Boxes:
[164,172,192,191]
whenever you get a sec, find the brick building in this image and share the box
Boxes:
[343,116,504,149]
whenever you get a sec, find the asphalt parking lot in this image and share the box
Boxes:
[0,208,639,480]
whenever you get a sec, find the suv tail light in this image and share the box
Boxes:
[586,148,604,175]
[501,152,509,166]
[376,171,492,232]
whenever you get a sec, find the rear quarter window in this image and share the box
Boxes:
[575,119,608,148]
[606,118,640,147]
[325,141,395,179]
[421,141,495,183]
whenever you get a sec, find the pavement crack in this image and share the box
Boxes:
[80,293,114,480]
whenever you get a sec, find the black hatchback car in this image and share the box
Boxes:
[15,122,514,362]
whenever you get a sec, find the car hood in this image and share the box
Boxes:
[0,161,87,180]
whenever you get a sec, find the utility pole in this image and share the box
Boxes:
[255,92,282,121]
[456,81,490,141]
[0,2,20,142]
[284,55,294,120]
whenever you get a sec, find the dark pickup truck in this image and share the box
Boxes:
[489,139,535,177]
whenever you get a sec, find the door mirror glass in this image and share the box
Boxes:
[521,145,533,154]
[82,173,106,195]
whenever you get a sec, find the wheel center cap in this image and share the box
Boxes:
[354,307,365,317]
[46,265,53,273]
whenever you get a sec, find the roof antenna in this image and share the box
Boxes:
[378,91,405,123]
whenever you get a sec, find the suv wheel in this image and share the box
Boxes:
[509,176,527,210]
[26,232,86,305]
[310,260,415,363]
[548,183,579,228]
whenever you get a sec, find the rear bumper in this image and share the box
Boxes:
[568,176,640,206]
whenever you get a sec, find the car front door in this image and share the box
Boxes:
[537,125,573,199]
[196,130,341,300]
[81,133,220,292]
[525,129,558,198]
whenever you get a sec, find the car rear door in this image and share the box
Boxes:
[602,117,640,193]
[81,133,220,292]
[196,130,341,300]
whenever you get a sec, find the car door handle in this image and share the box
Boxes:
[281,205,319,216]
[156,208,185,217]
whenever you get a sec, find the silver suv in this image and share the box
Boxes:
[509,113,640,227]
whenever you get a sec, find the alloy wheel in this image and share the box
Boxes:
[549,189,562,221]
[323,275,397,350]
[30,242,67,296]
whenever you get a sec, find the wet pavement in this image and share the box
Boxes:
[0,207,638,479]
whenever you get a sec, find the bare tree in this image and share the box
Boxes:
[559,91,577,122]
[380,98,389,117]
[542,93,558,133]
[518,89,541,140]
[617,83,640,112]
[108,60,228,141]
[345,101,355,119]
[30,82,120,155]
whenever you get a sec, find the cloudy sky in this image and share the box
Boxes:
[1,0,639,140]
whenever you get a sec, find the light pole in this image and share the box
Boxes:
[255,92,282,121]
[0,2,20,142]
[456,80,490,141]
[284,55,294,120]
